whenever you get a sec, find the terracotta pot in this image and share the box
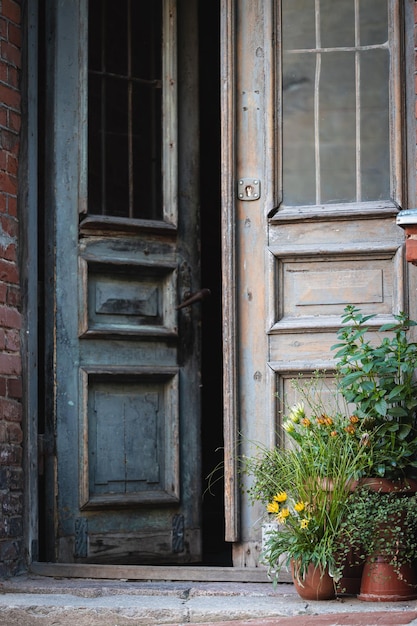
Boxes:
[355,477,417,494]
[358,557,417,602]
[291,561,336,601]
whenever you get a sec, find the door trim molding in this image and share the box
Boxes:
[220,0,240,543]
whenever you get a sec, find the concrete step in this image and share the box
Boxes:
[0,575,417,626]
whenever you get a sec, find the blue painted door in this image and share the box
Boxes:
[42,0,202,564]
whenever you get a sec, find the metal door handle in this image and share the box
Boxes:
[176,288,211,310]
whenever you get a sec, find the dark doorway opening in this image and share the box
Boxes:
[199,0,231,566]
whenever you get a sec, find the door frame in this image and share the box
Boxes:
[21,0,417,578]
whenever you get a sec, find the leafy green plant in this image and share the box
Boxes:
[331,305,417,479]
[338,486,417,576]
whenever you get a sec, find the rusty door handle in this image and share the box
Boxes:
[176,288,211,310]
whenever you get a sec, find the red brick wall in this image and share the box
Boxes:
[0,0,23,577]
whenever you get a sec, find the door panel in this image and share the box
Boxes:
[226,0,417,569]
[43,0,202,564]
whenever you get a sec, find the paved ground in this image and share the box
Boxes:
[1,575,417,625]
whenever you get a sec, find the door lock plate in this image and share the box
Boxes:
[237,178,261,201]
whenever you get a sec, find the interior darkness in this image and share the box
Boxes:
[198,0,231,566]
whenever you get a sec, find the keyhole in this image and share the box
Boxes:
[245,185,253,197]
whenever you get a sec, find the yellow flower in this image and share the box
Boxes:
[349,415,359,424]
[294,501,305,512]
[267,501,279,514]
[277,508,290,523]
[274,491,287,503]
[300,518,309,529]
[344,424,356,435]
[301,418,311,428]
[330,430,338,437]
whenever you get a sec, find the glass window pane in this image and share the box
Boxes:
[360,0,388,45]
[360,49,390,201]
[88,0,163,220]
[282,54,316,206]
[320,52,356,203]
[282,0,316,50]
[321,0,355,48]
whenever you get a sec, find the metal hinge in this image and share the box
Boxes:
[74,517,88,558]
[172,514,184,553]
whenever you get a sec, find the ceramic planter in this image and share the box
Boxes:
[358,557,417,602]
[291,561,336,601]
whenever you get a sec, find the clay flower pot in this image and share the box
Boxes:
[291,561,336,601]
[358,557,417,602]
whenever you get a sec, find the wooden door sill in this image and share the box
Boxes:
[31,562,291,583]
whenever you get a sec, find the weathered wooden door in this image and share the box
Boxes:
[222,0,417,567]
[42,0,202,564]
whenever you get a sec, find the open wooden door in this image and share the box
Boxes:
[41,0,203,564]
[222,0,417,567]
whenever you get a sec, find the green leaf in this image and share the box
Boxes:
[374,398,388,416]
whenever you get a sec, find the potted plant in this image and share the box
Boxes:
[331,305,417,600]
[338,485,417,601]
[243,376,370,600]
[331,305,417,483]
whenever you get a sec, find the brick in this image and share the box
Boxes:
[6,423,22,444]
[2,243,16,262]
[0,397,21,421]
[5,328,19,351]
[0,422,6,442]
[0,443,22,466]
[1,215,18,237]
[0,128,19,153]
[0,259,19,284]
[1,41,21,69]
[0,352,21,376]
[6,149,18,173]
[0,539,21,563]
[7,23,21,48]
[0,304,21,328]
[6,194,16,216]
[0,329,5,350]
[0,283,7,304]
[7,65,19,89]
[0,84,20,111]
[2,0,21,25]
[1,492,22,517]
[0,241,16,263]
[0,378,7,397]
[0,466,23,490]
[0,170,17,195]
[9,467,23,490]
[7,377,21,399]
[7,285,20,307]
